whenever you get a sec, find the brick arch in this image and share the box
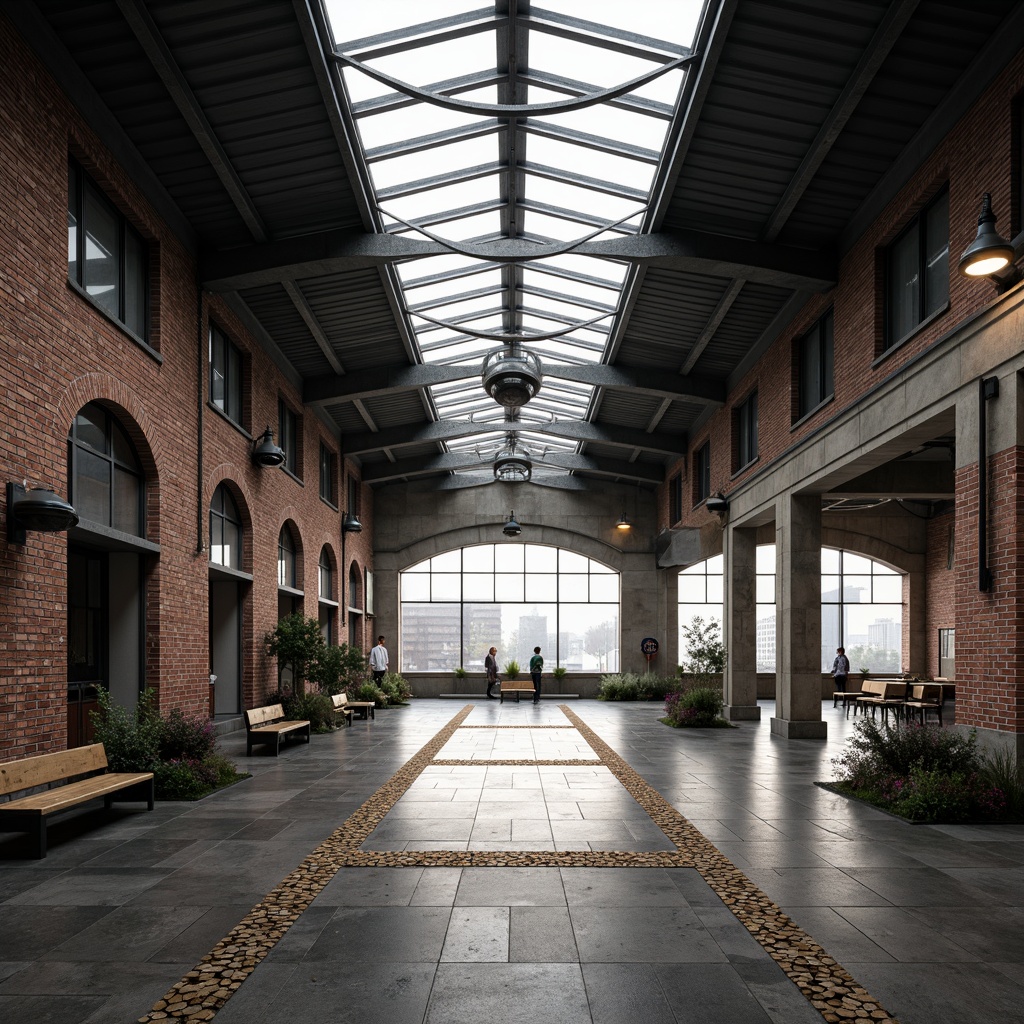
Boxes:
[206,471,254,575]
[56,374,162,478]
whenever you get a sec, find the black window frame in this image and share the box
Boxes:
[278,399,299,479]
[797,308,834,421]
[735,390,758,471]
[209,323,244,427]
[67,158,149,344]
[347,475,360,517]
[319,441,337,506]
[694,442,711,506]
[209,482,243,570]
[885,186,949,350]
[668,473,682,526]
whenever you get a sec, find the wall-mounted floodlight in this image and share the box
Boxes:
[7,482,79,544]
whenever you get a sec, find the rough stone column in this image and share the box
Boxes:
[724,525,760,720]
[773,493,826,738]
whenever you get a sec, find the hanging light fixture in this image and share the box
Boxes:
[493,434,532,482]
[251,426,286,468]
[342,511,362,533]
[481,341,543,409]
[502,510,522,537]
[616,513,631,531]
[958,193,1016,277]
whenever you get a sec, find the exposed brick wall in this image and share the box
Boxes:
[954,450,1024,732]
[924,509,956,679]
[0,21,369,761]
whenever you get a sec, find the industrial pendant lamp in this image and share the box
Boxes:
[616,513,631,531]
[958,193,1015,277]
[481,342,543,409]
[251,426,286,468]
[502,510,522,537]
[493,434,532,482]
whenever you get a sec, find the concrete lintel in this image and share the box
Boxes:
[770,717,828,739]
[724,704,762,721]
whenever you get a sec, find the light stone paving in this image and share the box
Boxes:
[138,705,900,1024]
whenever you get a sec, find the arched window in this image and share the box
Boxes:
[678,546,903,673]
[318,546,337,643]
[278,528,296,589]
[68,402,144,536]
[209,484,242,569]
[399,543,619,672]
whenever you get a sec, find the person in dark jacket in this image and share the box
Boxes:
[484,646,499,699]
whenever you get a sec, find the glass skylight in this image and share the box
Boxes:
[324,1,705,476]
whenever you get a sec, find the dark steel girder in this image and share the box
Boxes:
[361,449,664,484]
[305,361,725,405]
[201,228,835,292]
[341,418,683,458]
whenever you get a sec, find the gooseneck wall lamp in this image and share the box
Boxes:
[251,426,286,468]
[958,193,1017,279]
[7,482,80,544]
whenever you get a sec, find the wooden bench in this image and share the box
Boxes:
[337,691,375,720]
[330,693,354,728]
[0,743,153,858]
[856,680,907,722]
[499,683,536,703]
[904,683,944,725]
[244,703,311,756]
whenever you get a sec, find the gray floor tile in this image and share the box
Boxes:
[561,867,690,907]
[456,867,566,906]
[570,905,729,963]
[580,963,677,1024]
[441,906,510,962]
[425,962,590,1024]
[303,906,451,963]
[510,906,579,963]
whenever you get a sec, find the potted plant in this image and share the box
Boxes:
[552,666,567,681]
[503,659,520,680]
[454,666,467,681]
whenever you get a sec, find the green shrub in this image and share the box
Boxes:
[599,673,680,701]
[281,690,335,732]
[355,681,387,707]
[830,718,1012,822]
[379,672,412,705]
[154,758,218,800]
[91,687,160,773]
[982,746,1024,819]
[664,685,724,726]
[313,642,367,695]
[552,666,567,681]
[504,660,520,679]
[159,708,216,762]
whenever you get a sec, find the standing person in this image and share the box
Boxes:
[529,646,543,704]
[831,646,850,693]
[484,646,499,699]
[369,635,389,683]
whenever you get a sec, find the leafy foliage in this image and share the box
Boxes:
[279,690,335,732]
[379,672,412,705]
[829,718,1012,822]
[264,613,326,693]
[552,666,567,680]
[355,681,387,706]
[678,616,726,688]
[503,660,520,679]
[312,641,367,695]
[91,688,245,800]
[663,686,726,727]
[598,673,681,701]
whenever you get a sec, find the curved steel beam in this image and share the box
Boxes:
[329,50,697,118]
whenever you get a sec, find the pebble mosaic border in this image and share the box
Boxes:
[140,703,898,1024]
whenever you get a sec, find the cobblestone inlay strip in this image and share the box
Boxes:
[138,704,475,1022]
[560,706,900,1024]
[431,758,601,765]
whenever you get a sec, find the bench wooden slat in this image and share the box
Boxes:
[0,743,154,858]
[244,704,311,755]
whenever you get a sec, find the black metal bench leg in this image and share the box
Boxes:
[35,818,47,859]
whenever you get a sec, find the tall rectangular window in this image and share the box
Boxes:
[319,442,336,505]
[797,308,834,420]
[694,442,710,505]
[886,188,949,348]
[67,159,149,341]
[669,474,682,525]
[347,475,360,517]
[209,324,243,425]
[735,390,758,470]
[278,399,298,476]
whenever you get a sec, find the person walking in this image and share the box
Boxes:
[484,646,499,699]
[369,635,389,683]
[529,646,543,704]
[831,646,850,693]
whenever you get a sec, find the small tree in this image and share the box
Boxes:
[264,613,325,695]
[679,616,726,689]
[311,641,367,695]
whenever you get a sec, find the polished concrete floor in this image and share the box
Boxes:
[1,700,1023,1024]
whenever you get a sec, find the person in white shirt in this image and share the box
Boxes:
[369,635,389,682]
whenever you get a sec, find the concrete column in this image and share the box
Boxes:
[656,567,679,677]
[773,493,826,738]
[724,525,760,720]
[904,570,927,674]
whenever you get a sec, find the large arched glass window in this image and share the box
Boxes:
[400,544,619,672]
[318,546,337,643]
[68,402,144,536]
[278,528,296,588]
[678,546,903,673]
[209,484,242,569]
